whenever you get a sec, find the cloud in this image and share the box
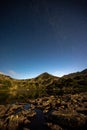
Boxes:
[8,70,18,76]
[8,70,30,79]
[8,70,22,79]
[0,70,20,78]
[0,72,5,75]
[1,70,39,79]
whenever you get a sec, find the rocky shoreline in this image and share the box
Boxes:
[0,92,87,130]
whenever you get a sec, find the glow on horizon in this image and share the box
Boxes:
[0,71,66,79]
[0,0,87,80]
[0,67,86,79]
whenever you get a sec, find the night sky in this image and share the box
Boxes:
[0,0,87,79]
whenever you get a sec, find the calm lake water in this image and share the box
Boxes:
[0,90,34,104]
[0,89,47,104]
[0,89,62,104]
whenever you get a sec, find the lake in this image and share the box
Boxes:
[0,88,64,104]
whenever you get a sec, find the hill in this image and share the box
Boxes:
[63,69,87,79]
[0,74,14,90]
[34,72,58,80]
[0,69,87,96]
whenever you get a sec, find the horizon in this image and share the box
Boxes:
[0,0,87,79]
[0,67,86,79]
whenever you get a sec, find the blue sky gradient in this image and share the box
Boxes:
[0,0,87,79]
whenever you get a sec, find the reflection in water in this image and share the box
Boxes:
[0,89,46,104]
[23,103,31,110]
[0,89,60,104]
[29,108,51,130]
[0,90,28,104]
[0,89,43,104]
[0,91,10,104]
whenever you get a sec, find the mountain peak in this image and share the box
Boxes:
[41,72,51,75]
[35,72,55,80]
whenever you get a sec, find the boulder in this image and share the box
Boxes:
[48,110,87,129]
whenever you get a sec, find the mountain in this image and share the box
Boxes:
[0,69,87,94]
[0,74,14,89]
[63,69,87,79]
[35,72,58,80]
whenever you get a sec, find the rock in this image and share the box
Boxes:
[47,122,63,130]
[30,104,35,110]
[48,110,87,129]
[0,105,6,118]
[7,114,31,129]
[0,123,7,130]
[0,92,87,130]
[26,110,36,120]
[4,104,23,117]
[76,108,87,115]
[43,106,51,114]
[0,120,4,129]
[23,119,31,125]
[23,128,30,130]
[9,104,23,112]
[0,103,37,130]
[42,101,50,107]
[7,115,19,130]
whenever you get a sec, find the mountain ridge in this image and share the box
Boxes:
[0,68,87,94]
[63,68,87,79]
[0,68,87,80]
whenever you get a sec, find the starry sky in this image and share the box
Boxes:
[0,0,87,79]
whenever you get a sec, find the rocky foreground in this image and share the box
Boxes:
[0,92,87,130]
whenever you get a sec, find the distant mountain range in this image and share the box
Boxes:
[0,69,87,94]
